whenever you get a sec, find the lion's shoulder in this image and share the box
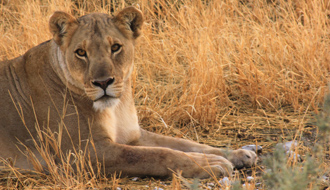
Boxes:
[23,40,51,61]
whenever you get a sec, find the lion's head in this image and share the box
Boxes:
[48,7,143,111]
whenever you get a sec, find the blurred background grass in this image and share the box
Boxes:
[1,0,330,189]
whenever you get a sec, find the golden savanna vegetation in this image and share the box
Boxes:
[1,0,330,189]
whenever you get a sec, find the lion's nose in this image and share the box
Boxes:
[92,77,115,90]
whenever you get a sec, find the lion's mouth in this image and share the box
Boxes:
[94,94,118,102]
[85,85,122,106]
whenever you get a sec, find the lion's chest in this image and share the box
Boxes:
[100,107,141,144]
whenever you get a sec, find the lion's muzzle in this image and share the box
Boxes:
[86,77,123,107]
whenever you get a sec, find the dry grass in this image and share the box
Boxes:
[1,0,330,189]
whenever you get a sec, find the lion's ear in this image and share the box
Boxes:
[113,7,144,39]
[49,11,78,46]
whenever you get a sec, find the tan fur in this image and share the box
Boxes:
[0,7,256,178]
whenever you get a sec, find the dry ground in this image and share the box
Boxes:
[1,0,330,189]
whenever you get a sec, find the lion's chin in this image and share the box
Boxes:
[93,96,120,112]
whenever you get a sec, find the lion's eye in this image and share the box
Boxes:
[111,44,121,53]
[75,49,87,57]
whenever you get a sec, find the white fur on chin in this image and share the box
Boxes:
[93,98,120,112]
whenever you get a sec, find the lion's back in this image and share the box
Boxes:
[0,43,52,146]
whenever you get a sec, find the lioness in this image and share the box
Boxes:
[0,7,256,178]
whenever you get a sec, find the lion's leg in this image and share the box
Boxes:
[90,139,233,178]
[134,129,219,153]
[133,129,257,169]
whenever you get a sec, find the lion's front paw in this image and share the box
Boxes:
[228,149,257,169]
[181,152,234,178]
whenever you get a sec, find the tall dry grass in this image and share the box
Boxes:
[134,0,330,129]
[1,0,330,189]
